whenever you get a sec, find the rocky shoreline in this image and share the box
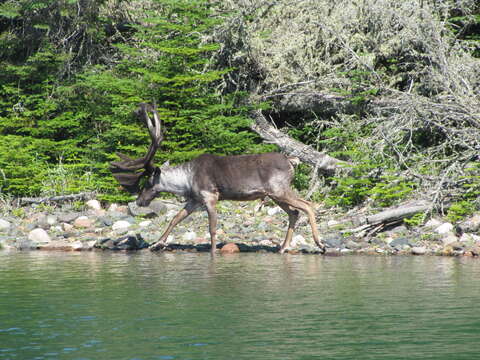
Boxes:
[1,198,480,256]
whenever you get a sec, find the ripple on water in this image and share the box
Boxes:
[1,252,480,360]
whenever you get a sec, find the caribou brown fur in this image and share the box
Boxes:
[111,103,325,254]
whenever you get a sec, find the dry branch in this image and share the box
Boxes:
[250,110,347,174]
[19,192,96,205]
[344,201,430,235]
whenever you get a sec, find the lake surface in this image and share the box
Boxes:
[1,251,480,360]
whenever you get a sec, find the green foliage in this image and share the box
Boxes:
[404,212,426,227]
[0,0,269,199]
[446,201,476,223]
[292,163,311,191]
[326,164,415,209]
[325,161,376,208]
[369,175,415,208]
[460,163,480,200]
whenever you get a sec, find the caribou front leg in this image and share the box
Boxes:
[149,201,200,251]
[202,191,219,254]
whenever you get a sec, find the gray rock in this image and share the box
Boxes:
[324,235,343,248]
[435,223,454,235]
[112,220,131,231]
[457,214,480,234]
[128,200,167,218]
[390,237,409,249]
[123,216,136,224]
[86,199,102,211]
[58,212,83,223]
[0,219,11,232]
[108,211,130,220]
[73,216,94,229]
[15,238,37,250]
[148,200,168,215]
[424,218,442,229]
[441,232,458,246]
[291,234,308,247]
[36,214,57,229]
[139,220,152,227]
[138,231,162,244]
[98,216,113,227]
[28,228,51,244]
[345,240,361,250]
[267,206,281,216]
[411,246,427,255]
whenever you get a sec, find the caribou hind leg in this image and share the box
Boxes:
[270,191,325,253]
[271,200,299,253]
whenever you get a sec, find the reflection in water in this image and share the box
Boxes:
[1,252,480,360]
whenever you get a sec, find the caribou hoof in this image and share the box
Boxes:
[318,244,326,254]
[149,242,166,251]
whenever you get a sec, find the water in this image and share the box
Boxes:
[1,252,480,360]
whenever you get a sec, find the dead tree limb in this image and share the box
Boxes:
[18,192,96,205]
[344,201,431,235]
[250,110,347,174]
[363,202,430,225]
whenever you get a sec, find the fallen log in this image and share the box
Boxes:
[18,192,96,205]
[344,201,431,236]
[250,110,347,174]
[363,202,430,225]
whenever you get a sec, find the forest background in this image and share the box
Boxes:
[0,0,479,222]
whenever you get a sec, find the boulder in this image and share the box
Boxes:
[267,206,281,216]
[390,237,409,249]
[411,246,427,255]
[128,200,167,217]
[58,212,82,223]
[435,223,454,235]
[74,216,94,228]
[71,241,85,251]
[112,220,131,231]
[424,218,442,229]
[441,232,458,246]
[324,235,343,248]
[291,234,307,247]
[0,219,11,232]
[457,214,480,234]
[28,228,51,244]
[139,220,153,227]
[86,199,102,211]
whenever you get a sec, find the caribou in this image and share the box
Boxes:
[110,103,325,254]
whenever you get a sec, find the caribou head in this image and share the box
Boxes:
[110,103,163,206]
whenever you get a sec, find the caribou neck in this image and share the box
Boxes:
[158,163,193,197]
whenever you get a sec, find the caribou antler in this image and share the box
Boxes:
[110,103,163,193]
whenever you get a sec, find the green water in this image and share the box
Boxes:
[1,252,480,360]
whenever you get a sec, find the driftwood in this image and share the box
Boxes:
[18,192,96,205]
[250,110,347,174]
[345,201,430,237]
